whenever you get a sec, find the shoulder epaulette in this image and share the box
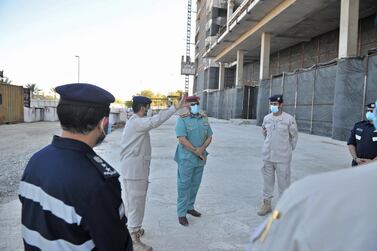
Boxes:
[199,110,208,118]
[86,153,119,179]
[178,108,190,118]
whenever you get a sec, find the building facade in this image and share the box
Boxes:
[194,0,377,140]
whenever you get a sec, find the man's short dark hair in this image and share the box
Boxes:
[57,104,110,134]
[132,102,147,113]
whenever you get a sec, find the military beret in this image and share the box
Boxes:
[366,102,376,109]
[132,96,152,104]
[185,96,200,102]
[56,83,115,107]
[269,94,283,103]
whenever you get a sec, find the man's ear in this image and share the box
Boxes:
[97,117,108,129]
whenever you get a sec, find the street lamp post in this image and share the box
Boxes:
[75,55,80,83]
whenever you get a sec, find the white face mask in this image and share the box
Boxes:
[270,105,279,113]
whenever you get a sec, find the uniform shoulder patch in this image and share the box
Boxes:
[199,110,208,117]
[178,107,190,118]
[202,116,209,124]
[86,153,119,179]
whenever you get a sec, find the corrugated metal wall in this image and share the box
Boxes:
[0,84,24,124]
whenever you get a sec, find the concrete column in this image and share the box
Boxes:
[338,0,359,58]
[236,50,244,87]
[260,32,271,80]
[219,63,225,90]
[227,0,234,26]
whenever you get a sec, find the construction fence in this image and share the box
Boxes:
[197,52,377,141]
[199,85,258,120]
[257,51,377,141]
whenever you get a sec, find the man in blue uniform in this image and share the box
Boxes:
[347,102,377,166]
[19,83,133,251]
[174,96,213,226]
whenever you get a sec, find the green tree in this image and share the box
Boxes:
[167,90,184,106]
[0,77,12,85]
[115,98,124,104]
[152,92,167,107]
[50,87,57,99]
[138,90,154,98]
[25,83,41,98]
[125,100,133,108]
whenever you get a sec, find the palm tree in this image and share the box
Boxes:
[25,83,41,98]
[50,87,57,99]
[0,77,12,85]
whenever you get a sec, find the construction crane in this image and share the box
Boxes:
[181,0,195,94]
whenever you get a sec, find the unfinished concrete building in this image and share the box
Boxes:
[194,0,377,140]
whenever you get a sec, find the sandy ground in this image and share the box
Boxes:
[0,122,61,204]
[0,117,350,250]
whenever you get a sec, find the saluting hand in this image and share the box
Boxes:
[175,92,188,109]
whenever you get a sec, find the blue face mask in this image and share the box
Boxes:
[366,111,374,121]
[191,104,200,114]
[270,105,279,114]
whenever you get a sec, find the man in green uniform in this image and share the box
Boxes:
[174,96,213,226]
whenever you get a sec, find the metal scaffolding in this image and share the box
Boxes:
[184,0,192,93]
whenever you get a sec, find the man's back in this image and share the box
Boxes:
[20,136,132,251]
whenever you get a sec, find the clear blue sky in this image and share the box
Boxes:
[0,0,194,100]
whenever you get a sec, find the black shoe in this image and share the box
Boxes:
[178,216,189,226]
[187,209,201,217]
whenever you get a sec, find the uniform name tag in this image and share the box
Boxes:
[373,137,377,142]
[355,135,361,140]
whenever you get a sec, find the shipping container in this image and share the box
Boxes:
[0,83,24,124]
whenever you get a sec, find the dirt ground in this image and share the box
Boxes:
[0,122,61,204]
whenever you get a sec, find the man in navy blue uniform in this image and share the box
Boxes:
[347,103,377,167]
[19,83,133,251]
